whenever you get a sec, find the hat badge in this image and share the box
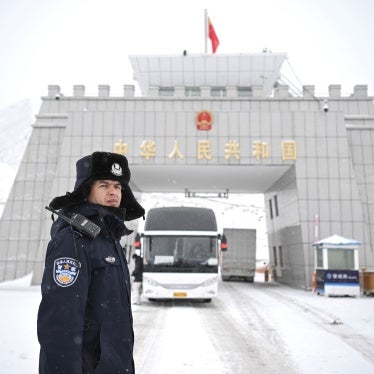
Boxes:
[111,163,123,176]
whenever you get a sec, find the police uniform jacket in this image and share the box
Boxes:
[37,202,135,373]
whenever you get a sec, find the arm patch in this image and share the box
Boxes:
[53,257,80,287]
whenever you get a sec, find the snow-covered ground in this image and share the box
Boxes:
[1,274,373,374]
[0,275,40,373]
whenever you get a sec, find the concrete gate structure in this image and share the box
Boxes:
[0,53,373,289]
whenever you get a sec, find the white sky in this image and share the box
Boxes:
[1,0,374,113]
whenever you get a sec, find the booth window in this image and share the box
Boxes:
[327,248,355,269]
[316,248,323,268]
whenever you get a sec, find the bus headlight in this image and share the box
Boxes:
[201,276,218,287]
[144,277,160,287]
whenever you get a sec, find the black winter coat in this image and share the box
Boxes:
[37,203,135,374]
[131,257,143,282]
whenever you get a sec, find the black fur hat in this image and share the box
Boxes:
[49,152,145,221]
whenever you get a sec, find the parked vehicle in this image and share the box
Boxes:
[221,228,256,282]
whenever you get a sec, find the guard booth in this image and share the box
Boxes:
[312,234,361,297]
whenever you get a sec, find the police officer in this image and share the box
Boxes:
[37,151,145,373]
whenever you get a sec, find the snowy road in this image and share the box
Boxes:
[1,275,374,373]
[133,279,374,374]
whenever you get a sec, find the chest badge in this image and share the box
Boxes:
[104,256,116,264]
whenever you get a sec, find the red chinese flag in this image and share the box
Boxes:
[208,18,219,53]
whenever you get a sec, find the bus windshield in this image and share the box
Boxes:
[143,235,218,271]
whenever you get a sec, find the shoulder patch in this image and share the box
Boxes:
[53,257,80,287]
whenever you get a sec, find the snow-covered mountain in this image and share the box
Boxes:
[0,101,268,258]
[0,100,34,167]
[0,100,34,215]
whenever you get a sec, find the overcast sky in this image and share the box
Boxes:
[1,0,373,113]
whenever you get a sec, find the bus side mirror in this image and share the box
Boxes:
[220,234,227,252]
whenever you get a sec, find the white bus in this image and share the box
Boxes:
[136,207,225,302]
